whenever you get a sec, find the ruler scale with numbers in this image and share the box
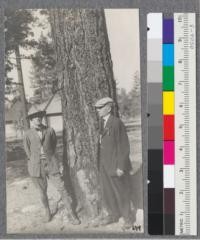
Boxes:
[174,13,197,236]
[147,12,197,236]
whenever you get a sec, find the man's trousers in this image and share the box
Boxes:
[31,161,72,215]
[100,164,132,222]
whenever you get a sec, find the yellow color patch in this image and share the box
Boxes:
[163,91,174,114]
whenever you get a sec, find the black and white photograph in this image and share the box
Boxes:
[5,8,143,234]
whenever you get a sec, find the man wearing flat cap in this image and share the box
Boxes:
[23,107,80,224]
[93,97,134,229]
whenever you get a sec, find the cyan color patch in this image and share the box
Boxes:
[163,44,174,66]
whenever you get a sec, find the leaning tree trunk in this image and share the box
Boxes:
[15,46,30,130]
[50,9,118,220]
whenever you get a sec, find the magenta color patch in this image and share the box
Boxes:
[164,141,174,164]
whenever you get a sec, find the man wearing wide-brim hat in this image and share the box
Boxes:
[92,97,135,230]
[23,107,80,224]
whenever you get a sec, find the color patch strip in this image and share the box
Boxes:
[147,13,163,235]
[163,92,174,114]
[164,188,175,213]
[163,17,175,235]
[163,66,174,90]
[163,115,174,140]
[148,40,162,61]
[163,19,174,43]
[163,141,174,164]
[148,62,162,83]
[148,13,163,39]
[164,165,175,188]
[163,44,174,66]
[164,189,175,233]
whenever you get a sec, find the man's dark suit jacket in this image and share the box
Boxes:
[23,125,59,177]
[99,115,132,176]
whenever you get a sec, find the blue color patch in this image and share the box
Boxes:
[163,44,174,66]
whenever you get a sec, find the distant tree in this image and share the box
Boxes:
[129,71,141,117]
[30,33,57,103]
[117,71,141,119]
[117,88,132,119]
[5,9,38,129]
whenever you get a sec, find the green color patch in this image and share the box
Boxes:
[163,66,174,91]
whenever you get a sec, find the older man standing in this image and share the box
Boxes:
[93,97,134,229]
[23,107,80,224]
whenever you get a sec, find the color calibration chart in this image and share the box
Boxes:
[147,13,197,235]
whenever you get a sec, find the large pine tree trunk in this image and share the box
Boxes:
[50,9,118,220]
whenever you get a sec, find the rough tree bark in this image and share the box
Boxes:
[49,9,118,220]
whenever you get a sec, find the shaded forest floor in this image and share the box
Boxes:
[6,125,143,234]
